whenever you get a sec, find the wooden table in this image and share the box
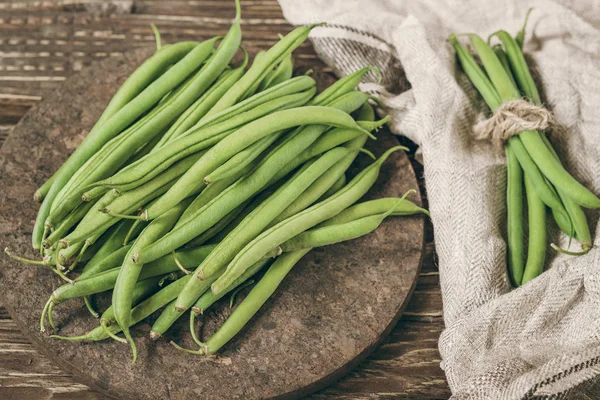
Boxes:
[0,1,450,398]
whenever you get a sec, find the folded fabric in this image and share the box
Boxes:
[277,0,600,398]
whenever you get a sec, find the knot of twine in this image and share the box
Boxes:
[473,99,554,147]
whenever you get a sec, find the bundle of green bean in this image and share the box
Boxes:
[5,0,429,363]
[450,12,600,287]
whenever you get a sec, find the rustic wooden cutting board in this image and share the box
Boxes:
[0,46,425,400]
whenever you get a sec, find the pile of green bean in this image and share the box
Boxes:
[450,13,600,287]
[5,0,429,363]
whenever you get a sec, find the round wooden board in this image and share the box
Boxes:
[0,47,425,400]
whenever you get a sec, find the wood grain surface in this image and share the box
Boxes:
[0,0,450,399]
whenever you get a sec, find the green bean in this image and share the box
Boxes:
[56,188,119,248]
[59,237,94,268]
[269,150,360,228]
[505,146,525,286]
[506,138,566,215]
[515,9,532,49]
[185,200,249,248]
[41,245,216,330]
[468,34,600,208]
[32,41,200,248]
[86,83,315,193]
[210,180,285,244]
[51,56,203,210]
[138,100,368,264]
[182,258,269,348]
[113,198,192,362]
[540,135,591,252]
[269,104,378,222]
[80,245,132,280]
[49,41,232,223]
[191,249,309,355]
[50,275,193,341]
[211,145,405,295]
[203,130,285,184]
[137,129,319,265]
[258,53,293,92]
[176,165,254,229]
[309,67,379,106]
[59,73,205,205]
[521,173,547,285]
[280,200,402,252]
[39,40,216,226]
[493,33,591,251]
[79,220,140,278]
[141,105,367,222]
[34,176,55,203]
[191,259,269,316]
[491,31,540,105]
[319,195,428,229]
[206,24,317,116]
[42,200,96,249]
[492,44,518,89]
[60,153,201,248]
[152,55,246,150]
[254,93,374,188]
[448,35,502,109]
[273,117,386,180]
[82,221,138,268]
[184,75,316,136]
[101,273,173,330]
[177,147,353,309]
[149,273,219,339]
[320,174,346,200]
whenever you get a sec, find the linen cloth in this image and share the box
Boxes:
[277,0,600,398]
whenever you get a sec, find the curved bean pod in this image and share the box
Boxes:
[317,195,428,229]
[189,75,315,135]
[203,130,284,184]
[280,200,402,252]
[207,24,317,116]
[521,173,547,284]
[210,146,406,295]
[113,198,192,362]
[308,67,379,106]
[201,249,309,355]
[179,147,353,308]
[258,53,293,91]
[319,174,346,201]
